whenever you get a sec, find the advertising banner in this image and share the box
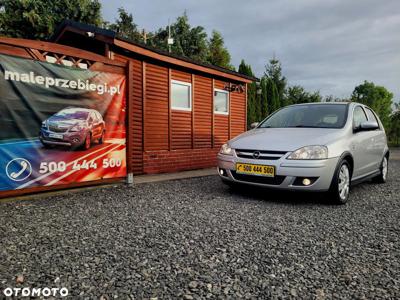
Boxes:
[0,54,127,192]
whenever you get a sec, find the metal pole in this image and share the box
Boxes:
[168,19,171,53]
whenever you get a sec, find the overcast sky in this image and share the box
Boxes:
[100,0,400,101]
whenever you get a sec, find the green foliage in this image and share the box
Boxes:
[238,60,259,127]
[108,7,140,42]
[0,0,102,40]
[207,30,234,70]
[351,81,393,129]
[264,58,287,107]
[259,77,268,117]
[287,85,322,104]
[389,104,400,146]
[238,59,253,76]
[150,12,209,63]
[324,95,348,102]
[267,78,280,114]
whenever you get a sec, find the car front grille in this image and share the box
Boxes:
[48,125,69,133]
[231,171,285,185]
[235,149,288,160]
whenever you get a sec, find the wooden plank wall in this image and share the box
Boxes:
[171,70,192,150]
[230,88,246,138]
[213,80,229,147]
[193,75,213,148]
[114,54,144,174]
[114,53,247,174]
[144,63,169,150]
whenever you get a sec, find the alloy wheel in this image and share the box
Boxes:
[382,157,388,181]
[338,164,350,200]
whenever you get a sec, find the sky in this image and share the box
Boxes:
[100,0,400,102]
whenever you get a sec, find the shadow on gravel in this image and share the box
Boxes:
[222,181,369,207]
[224,184,334,206]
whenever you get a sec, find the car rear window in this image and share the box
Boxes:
[259,104,348,129]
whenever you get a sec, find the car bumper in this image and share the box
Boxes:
[40,129,86,147]
[217,153,340,191]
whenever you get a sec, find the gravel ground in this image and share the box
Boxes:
[1,161,399,299]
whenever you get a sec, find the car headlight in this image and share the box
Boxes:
[287,145,328,160]
[41,121,47,128]
[220,143,234,156]
[70,125,83,132]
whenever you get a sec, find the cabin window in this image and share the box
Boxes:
[214,89,229,114]
[171,80,192,111]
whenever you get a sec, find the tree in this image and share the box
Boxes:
[207,30,234,70]
[351,81,393,129]
[238,60,259,127]
[108,7,140,42]
[389,103,400,146]
[260,77,269,118]
[324,95,348,102]
[0,0,102,40]
[264,58,287,107]
[151,12,208,63]
[287,85,322,104]
[266,78,280,114]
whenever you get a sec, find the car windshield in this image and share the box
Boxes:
[258,104,348,129]
[55,109,89,120]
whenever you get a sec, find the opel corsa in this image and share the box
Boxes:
[217,103,389,204]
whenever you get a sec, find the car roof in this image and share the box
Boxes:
[289,102,350,107]
[61,107,96,113]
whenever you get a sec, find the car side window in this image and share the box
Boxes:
[365,108,380,128]
[353,106,368,129]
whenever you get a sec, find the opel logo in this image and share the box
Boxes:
[253,151,261,159]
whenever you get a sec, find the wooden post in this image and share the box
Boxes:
[126,60,134,183]
[168,68,172,151]
[211,79,215,148]
[191,74,195,149]
[245,83,248,131]
[142,61,146,151]
[228,83,232,140]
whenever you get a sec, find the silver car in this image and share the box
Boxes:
[217,102,389,204]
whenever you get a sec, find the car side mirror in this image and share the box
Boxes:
[355,121,379,132]
[250,122,259,129]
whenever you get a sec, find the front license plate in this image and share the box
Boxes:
[236,163,275,177]
[49,133,63,139]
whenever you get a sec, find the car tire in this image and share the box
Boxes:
[98,130,105,144]
[328,159,351,205]
[372,155,388,184]
[82,133,91,150]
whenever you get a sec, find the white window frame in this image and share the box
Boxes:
[171,80,192,111]
[214,88,229,115]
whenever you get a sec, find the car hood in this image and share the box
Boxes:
[229,128,342,151]
[47,117,86,127]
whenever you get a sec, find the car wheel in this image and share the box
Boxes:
[98,130,105,144]
[373,156,388,184]
[82,133,91,150]
[329,160,351,205]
